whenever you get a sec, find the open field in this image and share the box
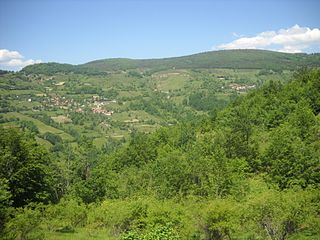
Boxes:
[2,112,74,141]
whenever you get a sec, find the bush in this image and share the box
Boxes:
[44,198,87,232]
[4,205,45,240]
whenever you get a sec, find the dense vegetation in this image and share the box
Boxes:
[21,62,107,76]
[22,50,320,74]
[0,68,319,239]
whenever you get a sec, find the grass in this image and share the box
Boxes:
[2,112,74,141]
[118,90,143,98]
[35,136,53,149]
[44,228,115,240]
[112,110,159,122]
[157,75,189,92]
[0,89,43,96]
[92,137,107,148]
[135,124,158,133]
[41,228,320,240]
[0,122,54,149]
[51,115,72,124]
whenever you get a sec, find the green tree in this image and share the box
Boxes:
[3,205,44,240]
[151,146,191,198]
[0,178,11,235]
[264,123,319,188]
[202,199,239,240]
[243,188,316,240]
[0,128,54,207]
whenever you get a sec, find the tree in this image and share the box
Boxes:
[151,146,191,198]
[219,104,257,162]
[264,123,319,189]
[243,188,315,240]
[202,199,239,240]
[0,128,54,207]
[0,178,11,235]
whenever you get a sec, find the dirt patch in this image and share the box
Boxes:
[51,115,72,124]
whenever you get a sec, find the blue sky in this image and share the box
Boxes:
[0,0,319,70]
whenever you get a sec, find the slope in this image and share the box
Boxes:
[21,49,320,75]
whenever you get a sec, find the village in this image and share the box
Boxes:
[31,93,117,117]
[228,83,256,92]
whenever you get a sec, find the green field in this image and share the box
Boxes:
[2,112,74,141]
[0,64,294,149]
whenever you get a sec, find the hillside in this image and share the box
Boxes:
[1,68,319,239]
[1,64,295,150]
[2,46,320,240]
[21,49,320,74]
[83,49,320,71]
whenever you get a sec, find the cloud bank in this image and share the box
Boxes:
[0,49,42,71]
[215,25,320,53]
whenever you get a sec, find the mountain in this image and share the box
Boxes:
[1,68,320,240]
[83,49,320,71]
[21,49,320,75]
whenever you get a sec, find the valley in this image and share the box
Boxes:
[1,50,320,240]
[1,50,299,150]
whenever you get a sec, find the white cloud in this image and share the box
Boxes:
[0,49,23,62]
[215,25,320,53]
[0,49,42,70]
[232,32,243,38]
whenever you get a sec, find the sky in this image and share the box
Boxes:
[0,0,320,70]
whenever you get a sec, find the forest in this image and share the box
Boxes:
[0,68,319,239]
[22,50,320,74]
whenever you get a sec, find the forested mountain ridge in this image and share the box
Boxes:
[1,68,319,239]
[21,49,320,75]
[84,49,320,71]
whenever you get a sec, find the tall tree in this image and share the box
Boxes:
[0,128,54,207]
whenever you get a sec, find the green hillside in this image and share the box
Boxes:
[2,47,320,240]
[1,65,295,151]
[83,49,320,71]
[21,49,320,75]
[1,68,320,240]
[20,62,105,75]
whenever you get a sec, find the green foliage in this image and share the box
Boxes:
[264,122,319,188]
[121,224,180,240]
[83,50,320,72]
[19,120,39,134]
[187,91,227,111]
[0,128,54,207]
[21,62,105,75]
[202,199,239,240]
[73,85,102,94]
[42,132,62,145]
[3,205,45,240]
[242,187,320,240]
[1,68,320,239]
[0,179,12,235]
[150,147,191,198]
[44,198,87,231]
[1,189,319,240]
[113,132,157,170]
[127,70,143,78]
